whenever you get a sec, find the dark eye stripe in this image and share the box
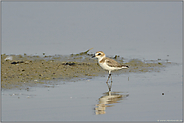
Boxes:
[98,53,101,55]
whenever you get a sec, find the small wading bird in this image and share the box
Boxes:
[92,51,129,84]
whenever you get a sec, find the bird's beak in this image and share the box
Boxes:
[92,54,95,58]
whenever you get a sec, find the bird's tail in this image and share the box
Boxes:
[122,65,129,69]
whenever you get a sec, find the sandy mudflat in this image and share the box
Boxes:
[1,52,168,90]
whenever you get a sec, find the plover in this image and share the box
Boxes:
[92,51,129,83]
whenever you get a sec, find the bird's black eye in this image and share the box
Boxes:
[98,53,101,55]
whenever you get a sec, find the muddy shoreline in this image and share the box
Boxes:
[1,52,170,90]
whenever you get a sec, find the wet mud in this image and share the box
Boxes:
[1,50,171,90]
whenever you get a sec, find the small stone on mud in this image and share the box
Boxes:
[62,62,75,66]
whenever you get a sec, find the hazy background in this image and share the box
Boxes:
[2,2,182,121]
[2,2,182,62]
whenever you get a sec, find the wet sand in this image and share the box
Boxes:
[1,51,169,90]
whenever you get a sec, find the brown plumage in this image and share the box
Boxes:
[100,57,122,68]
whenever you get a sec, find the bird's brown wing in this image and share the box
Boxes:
[105,57,123,67]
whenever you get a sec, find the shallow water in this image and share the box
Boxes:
[2,62,182,121]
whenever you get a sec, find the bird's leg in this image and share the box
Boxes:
[107,75,113,91]
[108,86,111,91]
[106,73,111,83]
[110,75,112,88]
[106,73,111,89]
[106,71,112,91]
[106,81,112,91]
[106,82,111,91]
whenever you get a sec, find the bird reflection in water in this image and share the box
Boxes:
[95,82,129,115]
